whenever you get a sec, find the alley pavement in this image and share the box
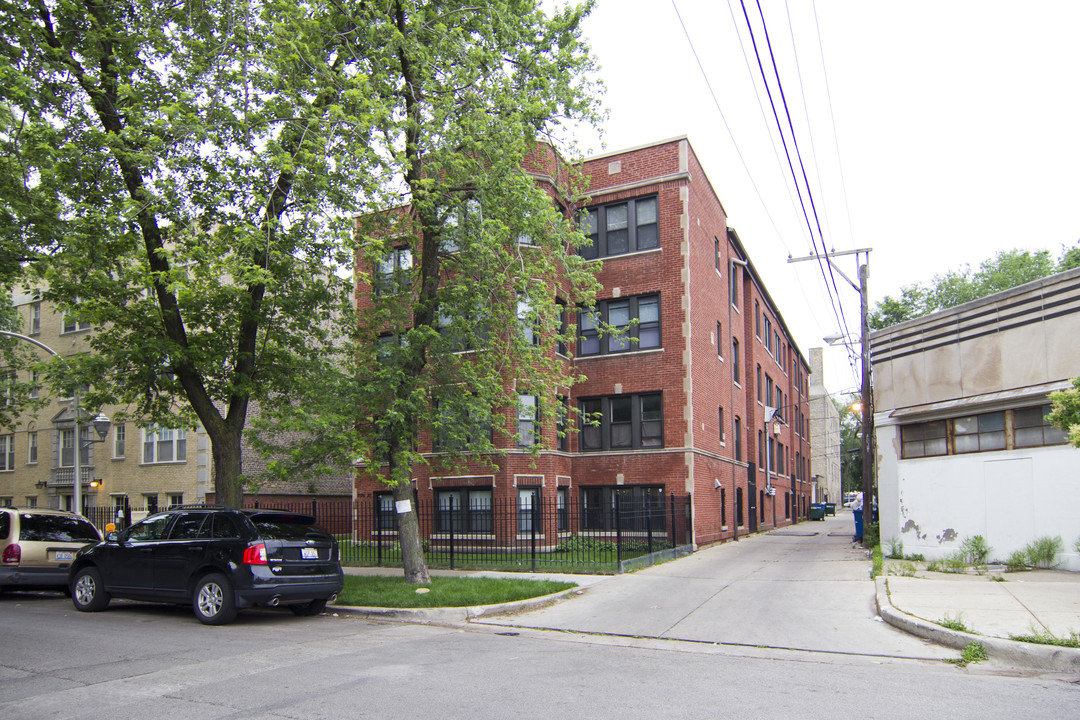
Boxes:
[339,511,1080,673]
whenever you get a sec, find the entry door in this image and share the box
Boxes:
[747,463,758,533]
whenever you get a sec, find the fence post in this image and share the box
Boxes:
[670,494,676,546]
[615,493,622,567]
[448,495,455,571]
[530,496,538,573]
[374,498,383,567]
[646,497,653,554]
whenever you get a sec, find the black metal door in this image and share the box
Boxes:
[747,462,758,533]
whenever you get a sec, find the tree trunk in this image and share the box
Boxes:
[391,469,430,584]
[207,418,245,508]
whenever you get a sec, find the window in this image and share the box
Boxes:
[375,245,412,297]
[142,426,187,463]
[0,435,13,471]
[714,237,721,271]
[1,371,13,407]
[27,431,37,464]
[24,496,37,507]
[954,412,1005,454]
[716,322,723,358]
[113,424,125,458]
[59,428,90,468]
[579,196,658,259]
[720,487,726,527]
[29,301,41,335]
[62,312,91,334]
[374,492,397,531]
[578,393,663,452]
[435,488,493,533]
[28,369,39,399]
[734,417,742,461]
[765,375,774,409]
[580,485,664,531]
[756,364,762,402]
[432,402,492,453]
[556,301,568,356]
[758,429,764,467]
[517,487,539,533]
[517,394,539,448]
[732,338,740,382]
[557,487,569,531]
[718,406,724,443]
[729,260,740,307]
[754,300,760,338]
[556,396,569,452]
[579,294,660,356]
[1014,406,1068,447]
[736,487,744,526]
[167,493,184,508]
[144,493,158,513]
[901,421,947,458]
[517,294,540,346]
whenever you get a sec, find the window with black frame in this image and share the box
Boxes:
[579,196,659,260]
[578,294,660,356]
[578,393,663,452]
[435,488,493,534]
[579,485,665,532]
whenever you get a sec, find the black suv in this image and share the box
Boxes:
[69,505,343,625]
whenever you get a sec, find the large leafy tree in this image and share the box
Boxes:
[1047,378,1080,448]
[833,395,862,494]
[251,1,602,582]
[869,245,1079,329]
[0,1,384,505]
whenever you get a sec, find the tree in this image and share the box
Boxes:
[1047,378,1080,448]
[869,245,1079,329]
[250,1,602,582]
[833,395,862,494]
[1,0,380,505]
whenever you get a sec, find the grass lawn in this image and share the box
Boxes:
[335,574,577,608]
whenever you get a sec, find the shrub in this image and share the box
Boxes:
[959,535,992,565]
[863,522,880,549]
[555,535,615,554]
[886,537,904,559]
[1005,550,1029,571]
[1024,535,1064,569]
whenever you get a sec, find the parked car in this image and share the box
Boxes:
[1,507,102,592]
[69,505,343,625]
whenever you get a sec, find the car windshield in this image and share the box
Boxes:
[246,512,327,541]
[19,514,100,542]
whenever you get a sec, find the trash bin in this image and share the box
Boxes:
[853,508,864,539]
[825,503,836,516]
[809,504,826,521]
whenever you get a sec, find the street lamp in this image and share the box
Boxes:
[0,330,110,516]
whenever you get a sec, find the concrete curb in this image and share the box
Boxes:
[875,577,1080,674]
[328,586,582,625]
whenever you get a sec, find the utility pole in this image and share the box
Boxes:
[789,249,874,541]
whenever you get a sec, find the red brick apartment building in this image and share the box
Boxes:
[354,137,812,549]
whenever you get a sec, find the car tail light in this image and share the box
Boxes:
[243,543,267,565]
[2,543,20,564]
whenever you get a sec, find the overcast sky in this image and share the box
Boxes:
[569,0,1080,396]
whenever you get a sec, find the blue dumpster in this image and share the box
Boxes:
[853,509,864,539]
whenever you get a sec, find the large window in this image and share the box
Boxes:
[1014,406,1068,448]
[578,294,660,356]
[580,196,659,259]
[375,245,412,297]
[898,408,1061,459]
[27,431,37,464]
[580,485,664,532]
[954,412,1005,454]
[579,393,663,452]
[435,488,493,533]
[113,423,125,459]
[142,426,187,464]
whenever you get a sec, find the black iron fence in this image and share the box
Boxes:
[80,494,691,574]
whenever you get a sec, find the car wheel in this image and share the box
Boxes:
[288,599,328,616]
[71,567,111,612]
[193,573,237,625]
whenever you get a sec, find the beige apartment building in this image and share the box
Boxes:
[0,288,210,520]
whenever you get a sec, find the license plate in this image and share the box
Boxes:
[54,551,75,561]
[301,547,319,560]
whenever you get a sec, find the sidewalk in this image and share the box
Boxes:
[876,561,1080,673]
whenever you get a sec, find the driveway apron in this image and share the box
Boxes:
[479,512,951,660]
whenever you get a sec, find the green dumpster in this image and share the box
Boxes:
[809,504,826,521]
[825,503,836,516]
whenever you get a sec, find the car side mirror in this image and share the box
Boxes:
[106,531,120,543]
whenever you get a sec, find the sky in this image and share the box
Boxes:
[567,0,1080,397]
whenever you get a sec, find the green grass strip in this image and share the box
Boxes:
[336,575,576,608]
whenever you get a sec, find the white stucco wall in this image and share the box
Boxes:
[877,420,1080,571]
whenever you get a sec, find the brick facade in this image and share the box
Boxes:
[354,137,812,548]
